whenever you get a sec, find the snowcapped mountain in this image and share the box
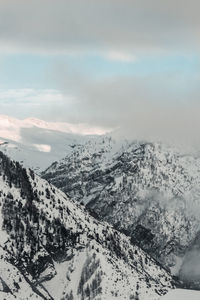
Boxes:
[0,151,175,299]
[0,115,107,172]
[42,137,200,288]
[0,115,108,140]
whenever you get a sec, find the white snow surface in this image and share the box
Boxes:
[161,289,200,300]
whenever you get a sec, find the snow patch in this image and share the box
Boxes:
[162,289,200,300]
[34,144,51,153]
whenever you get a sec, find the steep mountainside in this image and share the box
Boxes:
[43,138,200,287]
[0,151,174,299]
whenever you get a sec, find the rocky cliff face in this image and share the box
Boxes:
[42,137,200,285]
[0,151,174,299]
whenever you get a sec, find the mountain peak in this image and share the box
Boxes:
[42,137,200,288]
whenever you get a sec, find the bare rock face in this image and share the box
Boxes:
[0,151,175,299]
[42,137,200,285]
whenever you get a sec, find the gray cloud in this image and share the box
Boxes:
[0,0,200,54]
[1,0,200,145]
[45,62,200,144]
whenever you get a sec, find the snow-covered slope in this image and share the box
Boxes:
[0,132,84,173]
[42,138,200,287]
[0,115,105,172]
[161,289,200,300]
[0,151,175,299]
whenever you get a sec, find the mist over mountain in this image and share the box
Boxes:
[1,0,200,298]
[2,114,200,298]
[0,115,106,172]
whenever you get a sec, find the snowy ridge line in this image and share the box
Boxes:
[42,138,200,288]
[0,150,175,299]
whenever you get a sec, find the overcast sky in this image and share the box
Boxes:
[1,0,200,142]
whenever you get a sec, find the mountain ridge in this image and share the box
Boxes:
[0,150,175,299]
[42,137,200,287]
